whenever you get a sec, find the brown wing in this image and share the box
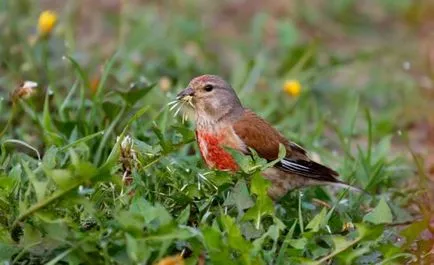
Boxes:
[232,109,307,160]
[233,109,340,183]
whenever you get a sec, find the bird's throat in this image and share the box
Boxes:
[195,105,244,132]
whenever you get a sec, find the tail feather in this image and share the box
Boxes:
[276,158,366,193]
[277,159,339,182]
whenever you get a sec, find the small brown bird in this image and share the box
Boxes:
[175,74,358,200]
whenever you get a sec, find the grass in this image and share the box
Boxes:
[0,0,433,264]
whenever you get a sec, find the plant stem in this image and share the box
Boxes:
[0,103,16,138]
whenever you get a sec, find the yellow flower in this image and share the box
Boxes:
[155,255,184,265]
[283,80,301,97]
[38,10,57,36]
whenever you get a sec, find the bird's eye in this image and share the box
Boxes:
[204,84,214,92]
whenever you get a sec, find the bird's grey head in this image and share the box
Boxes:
[177,75,244,125]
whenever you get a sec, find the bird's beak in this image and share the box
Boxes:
[176,86,195,101]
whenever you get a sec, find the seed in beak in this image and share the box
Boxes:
[176,87,194,100]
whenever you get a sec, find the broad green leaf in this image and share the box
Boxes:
[227,147,266,173]
[74,161,98,181]
[145,203,173,228]
[241,222,264,240]
[0,243,18,261]
[250,171,271,197]
[242,196,274,228]
[288,237,307,250]
[129,197,151,216]
[46,169,76,189]
[355,223,384,241]
[306,207,328,232]
[202,226,222,252]
[116,211,144,235]
[0,175,16,194]
[220,215,251,253]
[336,246,371,265]
[202,227,237,265]
[210,171,233,187]
[23,162,47,201]
[224,179,254,211]
[243,172,275,228]
[363,197,393,225]
[42,146,58,169]
[22,223,42,246]
[332,236,353,254]
[125,233,139,262]
[43,222,69,242]
[8,164,22,180]
[116,83,155,106]
[252,224,282,256]
[171,124,195,140]
[177,204,190,225]
[130,198,172,228]
[102,101,122,120]
[400,219,429,249]
[267,224,281,241]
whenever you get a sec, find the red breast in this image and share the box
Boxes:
[195,128,241,171]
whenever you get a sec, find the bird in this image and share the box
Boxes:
[174,74,360,200]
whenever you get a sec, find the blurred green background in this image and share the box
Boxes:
[0,0,433,264]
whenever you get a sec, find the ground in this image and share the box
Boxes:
[0,0,433,264]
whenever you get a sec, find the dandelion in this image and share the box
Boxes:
[38,10,57,37]
[116,135,138,188]
[283,79,301,97]
[118,135,134,154]
[1,81,38,138]
[155,254,184,265]
[11,81,38,103]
